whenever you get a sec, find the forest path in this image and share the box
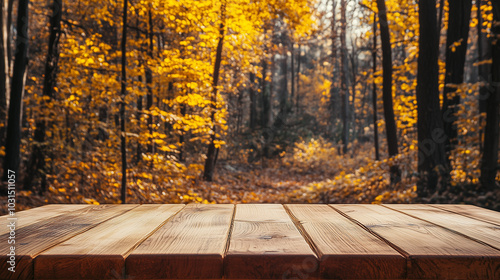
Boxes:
[197,159,330,203]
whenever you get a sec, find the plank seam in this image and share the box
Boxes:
[122,204,187,258]
[222,204,237,280]
[328,205,410,278]
[0,205,93,236]
[282,205,322,260]
[382,204,500,252]
[428,204,500,227]
[31,205,141,259]
[223,204,237,257]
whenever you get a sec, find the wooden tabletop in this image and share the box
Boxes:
[1,204,499,280]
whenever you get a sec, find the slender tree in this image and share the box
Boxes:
[260,42,271,128]
[340,0,349,154]
[25,0,62,191]
[146,8,154,155]
[120,0,128,203]
[416,0,448,195]
[375,0,398,157]
[0,0,13,150]
[277,28,289,126]
[372,13,380,161]
[2,0,29,182]
[249,72,258,130]
[328,0,338,138]
[296,44,301,113]
[135,16,143,164]
[290,40,295,109]
[442,0,472,160]
[480,1,500,190]
[477,0,490,153]
[203,2,226,181]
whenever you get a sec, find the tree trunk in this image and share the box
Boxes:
[372,13,380,161]
[329,0,338,139]
[442,0,472,161]
[480,2,500,190]
[249,72,257,130]
[416,0,448,196]
[25,0,62,191]
[135,16,143,164]
[179,104,186,162]
[349,41,357,138]
[0,0,11,150]
[296,44,301,113]
[120,0,128,203]
[376,0,399,157]
[276,38,289,128]
[2,0,29,183]
[477,0,490,153]
[290,42,295,108]
[438,0,445,31]
[260,54,270,128]
[146,8,154,155]
[340,0,348,154]
[203,2,225,181]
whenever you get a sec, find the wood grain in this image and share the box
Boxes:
[333,204,500,279]
[286,204,406,279]
[0,204,137,280]
[34,204,184,279]
[126,204,234,279]
[431,204,500,226]
[225,204,318,279]
[0,204,90,235]
[384,204,500,250]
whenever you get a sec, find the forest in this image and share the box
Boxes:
[0,0,499,213]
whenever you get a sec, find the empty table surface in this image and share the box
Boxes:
[1,204,499,280]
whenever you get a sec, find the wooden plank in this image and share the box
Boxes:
[431,204,500,226]
[126,204,234,279]
[0,204,137,280]
[384,204,500,250]
[333,204,500,279]
[225,204,318,279]
[34,204,184,279]
[286,204,406,279]
[0,204,90,235]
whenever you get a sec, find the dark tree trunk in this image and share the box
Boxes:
[290,42,295,108]
[146,9,154,155]
[329,0,338,138]
[349,42,357,137]
[442,0,472,160]
[179,104,186,163]
[135,16,143,164]
[249,72,257,130]
[376,0,398,157]
[203,3,225,181]
[236,86,243,133]
[438,0,445,31]
[296,44,301,113]
[480,2,500,190]
[0,0,11,150]
[276,39,289,127]
[2,0,29,183]
[260,55,270,128]
[260,59,271,128]
[340,0,348,154]
[25,0,62,192]
[372,13,380,161]
[120,0,128,203]
[477,0,491,153]
[416,0,449,196]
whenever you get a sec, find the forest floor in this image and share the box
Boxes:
[1,140,499,215]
